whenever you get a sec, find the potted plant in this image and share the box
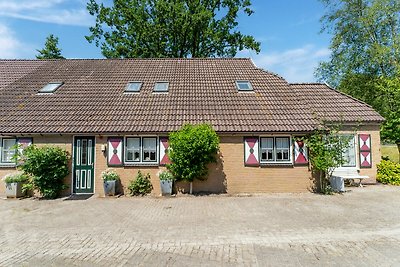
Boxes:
[101,169,120,196]
[3,172,30,198]
[159,170,174,196]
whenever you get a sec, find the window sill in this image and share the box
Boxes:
[0,163,16,168]
[260,162,293,167]
[124,162,159,167]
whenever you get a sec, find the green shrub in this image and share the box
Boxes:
[159,170,174,181]
[18,145,70,199]
[4,172,30,184]
[128,171,153,196]
[167,124,219,183]
[377,160,400,185]
[101,169,120,181]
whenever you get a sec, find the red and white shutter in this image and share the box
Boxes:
[159,137,171,165]
[359,134,372,168]
[244,137,259,166]
[294,138,308,165]
[108,137,123,166]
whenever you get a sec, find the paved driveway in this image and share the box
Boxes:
[1,185,400,266]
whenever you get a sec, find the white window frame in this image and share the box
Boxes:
[339,134,357,168]
[124,136,158,165]
[236,80,253,91]
[260,136,292,164]
[124,81,142,93]
[153,82,169,92]
[0,138,17,165]
[38,82,63,94]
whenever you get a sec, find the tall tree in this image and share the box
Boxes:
[316,0,400,87]
[36,34,65,59]
[316,0,400,158]
[86,0,260,58]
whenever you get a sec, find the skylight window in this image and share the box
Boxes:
[154,82,169,92]
[236,80,253,91]
[125,82,142,92]
[39,82,63,93]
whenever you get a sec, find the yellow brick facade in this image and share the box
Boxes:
[0,125,381,196]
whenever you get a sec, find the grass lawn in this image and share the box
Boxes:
[382,145,399,163]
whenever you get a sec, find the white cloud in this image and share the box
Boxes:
[239,45,331,83]
[0,24,24,58]
[0,0,93,26]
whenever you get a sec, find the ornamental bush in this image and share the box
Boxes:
[101,169,120,181]
[18,145,70,199]
[377,160,400,185]
[167,124,219,183]
[128,171,153,196]
[3,172,30,184]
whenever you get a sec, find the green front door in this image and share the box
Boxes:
[73,137,95,194]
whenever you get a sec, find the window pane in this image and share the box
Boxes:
[39,82,63,93]
[2,139,16,163]
[154,82,169,92]
[126,138,140,162]
[143,138,156,150]
[261,138,273,149]
[276,138,289,149]
[125,82,142,92]
[342,135,356,167]
[81,140,87,165]
[143,138,156,162]
[236,81,253,91]
[127,138,140,149]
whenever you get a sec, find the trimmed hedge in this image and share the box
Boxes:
[377,160,400,185]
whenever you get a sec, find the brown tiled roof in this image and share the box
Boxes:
[0,60,47,90]
[290,83,384,123]
[0,59,383,134]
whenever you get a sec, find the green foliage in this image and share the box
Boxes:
[3,172,30,184]
[36,34,65,59]
[101,169,121,181]
[167,124,219,183]
[86,0,260,58]
[159,170,174,181]
[316,0,400,158]
[304,125,352,194]
[128,171,153,196]
[18,145,70,199]
[377,160,400,185]
[316,0,400,86]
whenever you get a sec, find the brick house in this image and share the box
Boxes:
[0,58,384,196]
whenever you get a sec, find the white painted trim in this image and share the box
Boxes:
[259,135,293,165]
[124,136,159,165]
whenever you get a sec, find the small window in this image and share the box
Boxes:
[1,138,16,163]
[340,135,356,167]
[260,137,274,161]
[154,82,169,92]
[236,80,253,91]
[260,137,291,163]
[126,137,141,162]
[125,82,142,92]
[276,137,290,161]
[142,137,157,162]
[124,137,157,164]
[39,82,63,93]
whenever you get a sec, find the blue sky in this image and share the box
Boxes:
[0,0,331,82]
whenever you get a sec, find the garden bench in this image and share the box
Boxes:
[330,168,369,192]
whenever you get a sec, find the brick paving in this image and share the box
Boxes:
[1,185,400,266]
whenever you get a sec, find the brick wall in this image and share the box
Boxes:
[0,125,381,196]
